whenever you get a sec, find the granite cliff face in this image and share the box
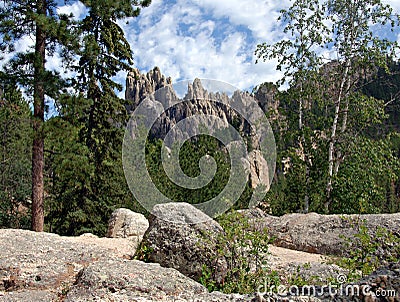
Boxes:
[124,67,281,144]
[125,67,172,113]
[125,67,252,140]
[124,67,276,191]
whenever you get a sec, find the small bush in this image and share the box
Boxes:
[200,210,274,294]
[336,218,400,281]
[134,242,154,262]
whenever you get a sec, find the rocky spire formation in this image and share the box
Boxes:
[124,67,275,191]
[125,66,172,112]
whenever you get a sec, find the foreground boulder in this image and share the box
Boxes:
[244,211,400,257]
[65,259,224,301]
[0,229,241,301]
[0,226,399,301]
[0,229,137,301]
[138,202,228,284]
[106,208,149,242]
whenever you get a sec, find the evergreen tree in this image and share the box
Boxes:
[0,76,32,228]
[0,0,77,231]
[1,0,151,234]
[45,0,151,235]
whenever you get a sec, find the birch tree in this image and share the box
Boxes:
[256,0,329,212]
[257,0,399,213]
[324,0,399,210]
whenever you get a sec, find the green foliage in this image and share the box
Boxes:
[0,0,81,230]
[200,210,273,294]
[263,130,328,215]
[336,219,400,281]
[145,135,253,209]
[0,81,32,228]
[287,263,322,287]
[134,242,154,262]
[43,0,152,236]
[255,0,328,85]
[44,100,141,235]
[331,135,400,214]
[256,0,400,214]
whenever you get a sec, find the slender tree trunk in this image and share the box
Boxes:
[31,0,46,232]
[325,61,350,212]
[298,82,310,213]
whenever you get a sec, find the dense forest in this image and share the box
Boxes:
[0,0,399,236]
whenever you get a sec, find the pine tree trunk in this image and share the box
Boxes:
[31,0,46,232]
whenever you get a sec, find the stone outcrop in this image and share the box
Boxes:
[64,259,219,302]
[125,67,273,194]
[247,150,270,191]
[1,227,399,301]
[0,228,243,301]
[125,66,172,112]
[106,208,149,242]
[253,82,279,113]
[243,211,400,257]
[138,202,228,284]
[0,229,137,301]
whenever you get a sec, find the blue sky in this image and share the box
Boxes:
[4,0,400,103]
[115,0,287,92]
[117,0,400,95]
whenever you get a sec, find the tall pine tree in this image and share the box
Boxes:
[46,0,151,235]
[1,0,151,232]
[0,0,77,231]
[0,75,32,228]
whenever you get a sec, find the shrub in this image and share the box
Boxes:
[200,210,274,294]
[336,218,400,281]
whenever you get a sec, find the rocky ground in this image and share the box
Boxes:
[0,230,338,302]
[0,205,399,301]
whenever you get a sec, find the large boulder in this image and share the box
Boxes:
[65,259,210,301]
[106,208,149,243]
[0,229,245,301]
[138,202,228,284]
[245,211,400,257]
[1,227,398,301]
[0,229,138,301]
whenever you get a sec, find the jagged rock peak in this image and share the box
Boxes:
[125,66,172,111]
[253,82,279,112]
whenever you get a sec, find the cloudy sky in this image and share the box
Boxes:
[4,0,400,100]
[117,0,288,91]
[122,0,400,95]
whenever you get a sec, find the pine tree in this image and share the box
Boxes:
[0,0,77,231]
[45,0,151,235]
[0,75,32,228]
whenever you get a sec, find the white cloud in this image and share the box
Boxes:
[122,0,286,91]
[1,35,35,65]
[382,0,400,13]
[5,0,400,97]
[56,1,88,20]
[190,0,290,42]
